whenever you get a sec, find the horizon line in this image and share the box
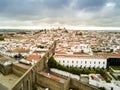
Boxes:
[0,26,120,30]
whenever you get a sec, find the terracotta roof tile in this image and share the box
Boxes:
[26,54,41,61]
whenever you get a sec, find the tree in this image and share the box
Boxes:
[0,36,4,41]
[48,57,58,68]
[99,87,106,90]
[38,45,44,48]
[14,53,23,60]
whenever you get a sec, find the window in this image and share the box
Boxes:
[81,61,82,64]
[63,60,65,63]
[76,61,78,63]
[72,61,74,63]
[90,61,91,64]
[103,62,105,64]
[94,61,96,64]
[99,62,100,64]
[85,61,87,64]
[67,61,69,63]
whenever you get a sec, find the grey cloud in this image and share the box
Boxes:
[71,0,108,12]
[0,0,120,27]
[0,0,110,16]
[0,0,69,14]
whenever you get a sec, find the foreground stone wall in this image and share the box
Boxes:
[0,64,12,75]
[36,85,45,90]
[70,78,99,90]
[0,83,8,90]
[12,64,27,77]
[64,77,70,90]
[36,74,99,90]
[37,73,64,90]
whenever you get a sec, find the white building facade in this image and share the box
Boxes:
[54,55,107,69]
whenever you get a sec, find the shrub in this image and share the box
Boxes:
[99,69,112,82]
[48,57,101,75]
[110,72,118,80]
[99,87,106,90]
[38,45,44,48]
[0,36,4,41]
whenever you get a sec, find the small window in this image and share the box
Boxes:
[90,61,91,64]
[99,62,100,64]
[94,62,96,64]
[72,61,74,63]
[76,61,78,63]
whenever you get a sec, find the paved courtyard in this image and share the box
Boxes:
[0,73,19,89]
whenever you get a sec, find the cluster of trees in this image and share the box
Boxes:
[118,76,120,80]
[99,69,112,82]
[8,33,15,37]
[98,87,106,90]
[0,36,4,41]
[14,53,24,60]
[48,57,108,76]
[109,67,120,81]
[110,72,118,80]
[17,32,27,34]
[75,32,82,36]
[111,66,120,70]
[0,34,3,36]
[93,50,102,53]
[38,45,44,48]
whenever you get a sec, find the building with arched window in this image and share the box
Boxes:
[54,55,107,69]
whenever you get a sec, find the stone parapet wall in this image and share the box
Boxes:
[12,64,27,77]
[37,73,64,90]
[0,64,12,75]
[70,78,99,90]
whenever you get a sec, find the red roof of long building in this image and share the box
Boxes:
[26,53,41,61]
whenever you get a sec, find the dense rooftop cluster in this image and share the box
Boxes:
[0,30,54,65]
[0,29,120,90]
[0,29,120,64]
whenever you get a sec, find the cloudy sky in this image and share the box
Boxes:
[0,0,120,29]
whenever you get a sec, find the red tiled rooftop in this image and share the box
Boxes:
[55,52,66,54]
[26,53,41,61]
[54,55,106,59]
[98,53,120,58]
